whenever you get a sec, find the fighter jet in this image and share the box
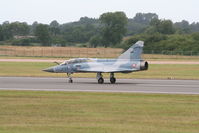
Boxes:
[43,41,148,84]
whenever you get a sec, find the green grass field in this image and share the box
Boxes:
[0,62,199,79]
[0,91,199,133]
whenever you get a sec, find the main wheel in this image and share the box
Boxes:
[110,77,116,84]
[98,78,104,84]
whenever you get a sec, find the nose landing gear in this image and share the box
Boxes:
[67,73,73,83]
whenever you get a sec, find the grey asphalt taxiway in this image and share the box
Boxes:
[0,77,199,94]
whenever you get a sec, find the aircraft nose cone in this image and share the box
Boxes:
[43,67,54,72]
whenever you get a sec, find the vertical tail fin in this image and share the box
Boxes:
[118,41,144,60]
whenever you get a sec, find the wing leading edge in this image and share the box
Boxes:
[76,68,138,73]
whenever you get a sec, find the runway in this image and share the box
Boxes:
[0,77,199,94]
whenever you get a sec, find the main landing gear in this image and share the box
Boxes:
[97,73,104,84]
[96,72,116,84]
[67,73,73,83]
[110,73,116,84]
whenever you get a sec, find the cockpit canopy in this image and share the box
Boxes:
[60,58,90,65]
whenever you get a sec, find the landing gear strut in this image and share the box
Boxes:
[97,72,104,84]
[110,73,116,84]
[67,73,73,83]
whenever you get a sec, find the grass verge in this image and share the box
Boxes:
[0,91,199,133]
[0,62,199,79]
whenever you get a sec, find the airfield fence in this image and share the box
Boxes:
[0,46,199,59]
[143,50,199,56]
[0,46,123,58]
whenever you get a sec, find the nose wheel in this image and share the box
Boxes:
[69,78,73,83]
[67,73,73,83]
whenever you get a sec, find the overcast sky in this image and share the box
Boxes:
[0,0,198,24]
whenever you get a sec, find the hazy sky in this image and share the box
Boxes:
[0,0,198,24]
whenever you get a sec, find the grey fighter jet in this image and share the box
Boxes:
[43,41,148,84]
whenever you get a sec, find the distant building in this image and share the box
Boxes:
[14,35,36,39]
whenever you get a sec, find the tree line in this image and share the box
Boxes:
[0,12,199,53]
